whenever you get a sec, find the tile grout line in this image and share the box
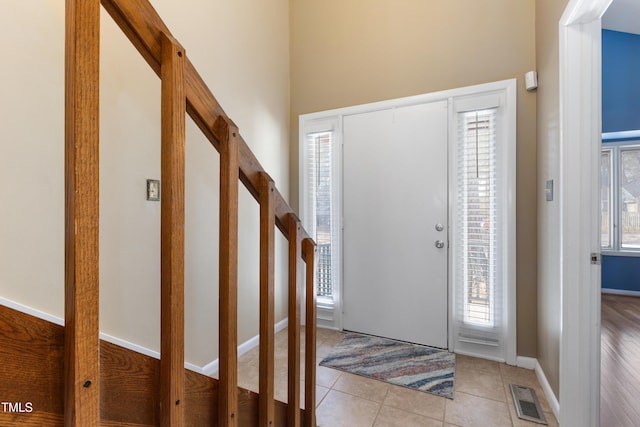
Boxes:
[499,364,516,427]
[443,389,448,426]
[370,386,392,426]
[370,397,385,427]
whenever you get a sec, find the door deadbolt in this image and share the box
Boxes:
[435,240,445,249]
[435,223,444,232]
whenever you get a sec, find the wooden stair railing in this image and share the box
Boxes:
[64,1,101,425]
[159,32,186,426]
[64,0,317,426]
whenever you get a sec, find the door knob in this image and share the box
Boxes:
[435,240,445,249]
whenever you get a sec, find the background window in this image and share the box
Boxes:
[620,148,640,249]
[601,143,640,252]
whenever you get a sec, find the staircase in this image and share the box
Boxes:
[0,0,317,425]
[0,304,307,426]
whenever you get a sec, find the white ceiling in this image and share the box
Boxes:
[603,0,640,35]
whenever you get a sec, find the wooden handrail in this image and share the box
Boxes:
[159,32,186,427]
[100,0,311,247]
[66,0,317,425]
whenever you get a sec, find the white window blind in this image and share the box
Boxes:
[301,123,341,306]
[601,149,612,250]
[458,109,498,326]
[601,143,640,252]
[453,105,506,358]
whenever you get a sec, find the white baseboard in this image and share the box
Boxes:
[602,288,640,297]
[459,350,559,420]
[0,295,565,419]
[0,296,64,326]
[0,296,288,377]
[535,360,560,420]
[453,349,506,364]
[0,296,207,374]
[201,318,289,377]
[99,331,205,374]
[516,356,537,370]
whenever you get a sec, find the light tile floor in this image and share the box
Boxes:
[233,328,558,427]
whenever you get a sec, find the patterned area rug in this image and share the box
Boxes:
[320,333,455,399]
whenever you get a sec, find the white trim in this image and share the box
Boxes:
[453,349,505,363]
[0,297,64,326]
[301,79,517,364]
[515,356,560,419]
[316,305,336,329]
[516,356,537,370]
[201,318,289,377]
[602,129,640,141]
[601,288,640,297]
[600,142,640,253]
[0,297,289,378]
[559,0,610,425]
[100,332,205,374]
[601,250,640,257]
[300,80,516,122]
[449,80,517,365]
[298,115,344,331]
[0,297,203,374]
[536,359,561,421]
[200,359,219,378]
[562,0,613,23]
[504,79,518,366]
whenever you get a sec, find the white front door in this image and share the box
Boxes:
[342,101,449,348]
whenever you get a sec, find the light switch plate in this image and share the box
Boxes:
[147,179,160,201]
[545,179,553,202]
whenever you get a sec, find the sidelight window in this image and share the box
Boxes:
[300,118,341,311]
[451,88,516,363]
[457,109,497,327]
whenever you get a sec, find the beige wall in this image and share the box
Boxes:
[0,1,66,322]
[535,0,569,400]
[290,0,538,356]
[0,0,290,367]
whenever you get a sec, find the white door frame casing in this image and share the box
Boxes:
[559,0,611,425]
[299,79,517,365]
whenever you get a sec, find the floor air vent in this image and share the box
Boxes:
[509,384,547,425]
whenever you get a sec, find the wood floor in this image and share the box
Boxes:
[601,293,640,427]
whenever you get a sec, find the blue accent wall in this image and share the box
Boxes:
[602,29,640,292]
[602,256,640,292]
[602,30,640,133]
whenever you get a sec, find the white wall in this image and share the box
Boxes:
[0,0,290,368]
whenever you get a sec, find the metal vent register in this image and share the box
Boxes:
[509,384,547,425]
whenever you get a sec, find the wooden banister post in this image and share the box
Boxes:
[287,214,302,426]
[159,32,186,427]
[215,113,240,426]
[64,0,101,425]
[259,172,276,427]
[303,238,317,427]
